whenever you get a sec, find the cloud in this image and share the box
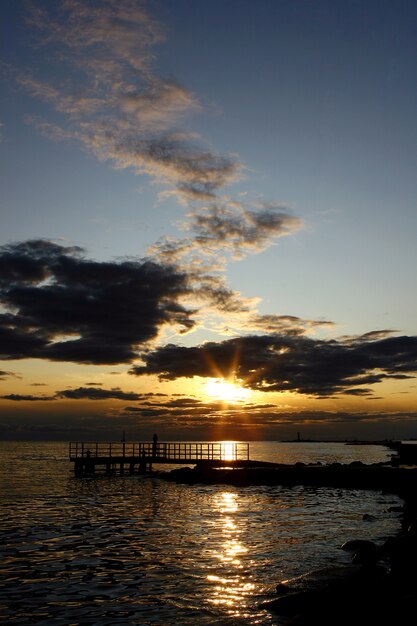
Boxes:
[120,78,201,131]
[1,394,55,401]
[78,130,240,201]
[0,385,167,403]
[28,0,162,75]
[149,202,303,264]
[56,386,142,400]
[131,333,417,397]
[0,239,193,365]
[21,0,241,202]
[188,204,302,259]
[3,403,417,441]
[17,76,102,116]
[17,0,304,303]
[0,370,21,381]
[145,203,306,334]
[247,313,334,335]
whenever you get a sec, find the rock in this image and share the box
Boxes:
[351,543,378,565]
[261,589,324,615]
[264,565,390,625]
[270,565,362,596]
[340,539,376,552]
[406,518,417,536]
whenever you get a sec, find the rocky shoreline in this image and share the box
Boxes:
[162,462,417,625]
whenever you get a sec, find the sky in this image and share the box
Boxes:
[1,0,417,441]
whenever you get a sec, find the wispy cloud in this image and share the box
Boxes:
[247,313,334,335]
[146,201,304,332]
[0,370,22,381]
[188,203,302,259]
[21,0,240,203]
[150,202,302,263]
[19,0,302,270]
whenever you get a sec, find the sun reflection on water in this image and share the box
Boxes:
[206,491,255,617]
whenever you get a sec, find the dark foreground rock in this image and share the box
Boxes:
[260,530,417,625]
[262,504,417,626]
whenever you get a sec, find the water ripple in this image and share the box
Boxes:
[0,442,402,625]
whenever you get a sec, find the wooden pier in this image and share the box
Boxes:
[69,441,250,476]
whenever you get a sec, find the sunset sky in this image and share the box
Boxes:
[1,0,417,441]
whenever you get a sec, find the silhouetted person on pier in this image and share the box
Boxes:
[152,433,158,458]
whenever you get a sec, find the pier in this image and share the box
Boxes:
[69,441,250,476]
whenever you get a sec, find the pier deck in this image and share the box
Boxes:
[69,441,250,476]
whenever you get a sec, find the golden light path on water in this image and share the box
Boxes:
[207,491,256,619]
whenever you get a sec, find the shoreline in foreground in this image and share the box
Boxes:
[162,462,417,625]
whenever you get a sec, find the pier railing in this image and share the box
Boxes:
[69,441,250,462]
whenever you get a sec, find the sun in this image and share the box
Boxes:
[204,378,251,403]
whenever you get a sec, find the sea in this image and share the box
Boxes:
[0,441,403,626]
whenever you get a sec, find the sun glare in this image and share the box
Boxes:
[205,378,251,403]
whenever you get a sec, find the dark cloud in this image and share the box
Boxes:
[122,396,256,420]
[0,386,161,402]
[56,387,142,401]
[0,370,21,381]
[0,240,193,365]
[131,333,417,397]
[3,404,417,441]
[1,394,55,401]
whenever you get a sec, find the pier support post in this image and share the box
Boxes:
[74,460,83,476]
[139,450,147,474]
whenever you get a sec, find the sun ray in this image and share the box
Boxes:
[205,377,251,403]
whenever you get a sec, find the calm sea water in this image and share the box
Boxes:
[0,441,401,625]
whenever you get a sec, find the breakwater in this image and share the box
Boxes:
[165,461,417,495]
